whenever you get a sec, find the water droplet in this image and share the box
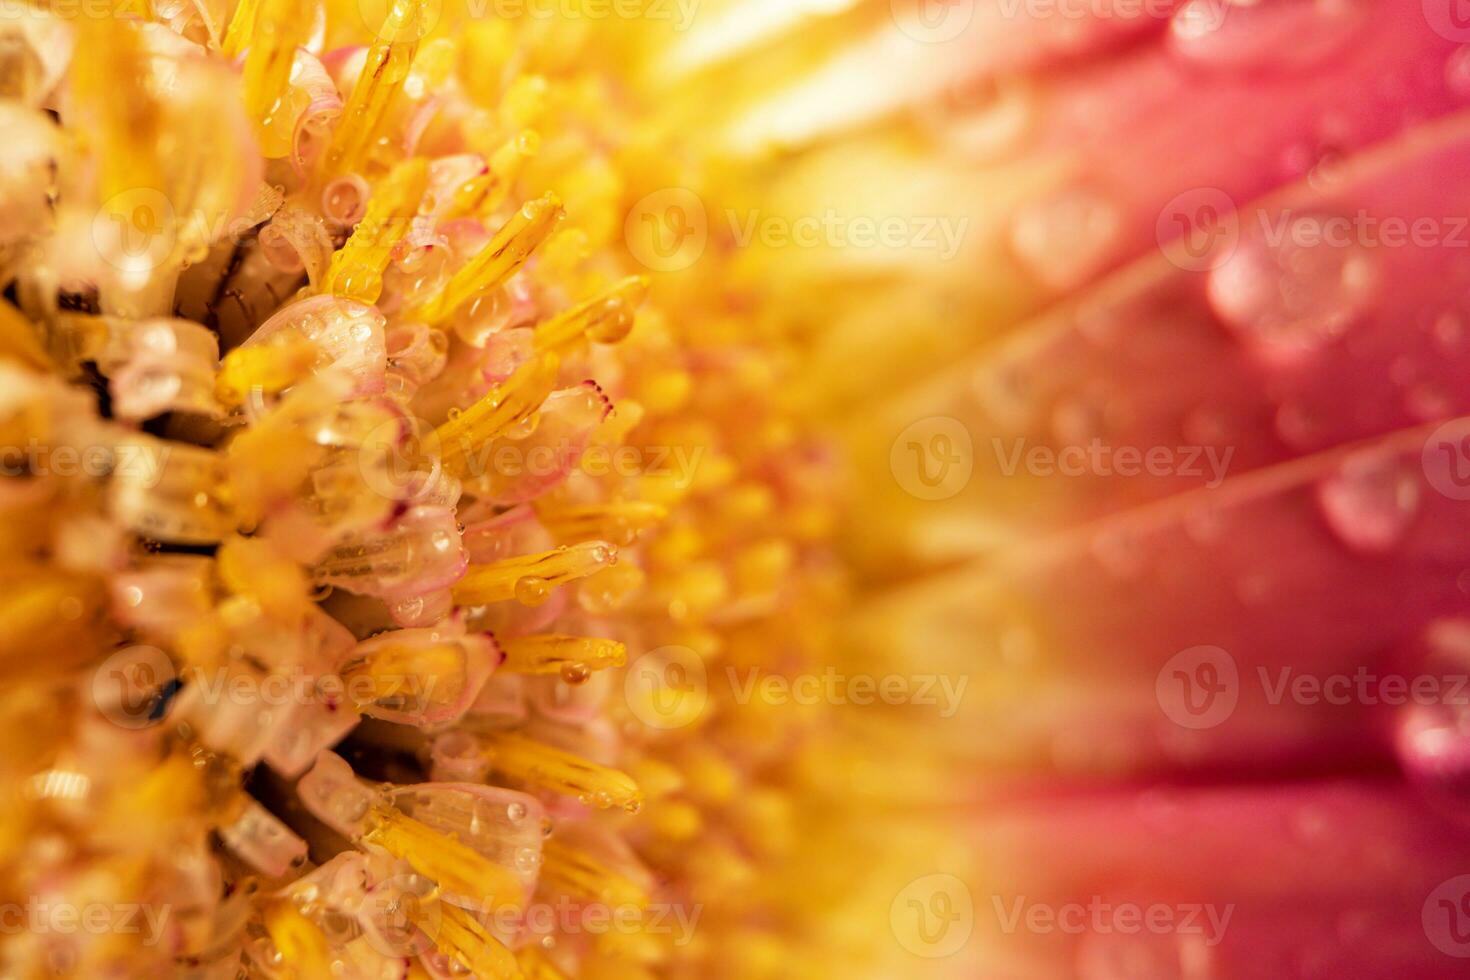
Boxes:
[1397,698,1470,803]
[1010,189,1121,291]
[506,801,527,822]
[1089,526,1143,578]
[1433,312,1465,350]
[1168,0,1368,73]
[1447,46,1470,99]
[514,576,550,606]
[1183,503,1226,544]
[1406,382,1453,422]
[1051,398,1104,445]
[972,362,1036,430]
[1207,213,1377,360]
[559,662,590,685]
[1316,451,1420,554]
[1274,400,1323,450]
[1180,407,1232,447]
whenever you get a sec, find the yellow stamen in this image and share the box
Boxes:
[533,277,648,352]
[535,500,667,545]
[215,334,318,407]
[0,570,104,667]
[498,634,627,676]
[339,639,467,712]
[540,838,649,908]
[433,904,522,980]
[71,19,160,199]
[432,353,559,480]
[318,0,427,180]
[220,0,262,57]
[321,158,429,303]
[446,131,539,220]
[363,805,525,911]
[451,540,617,606]
[481,731,641,811]
[263,900,336,978]
[240,0,310,150]
[216,535,311,622]
[410,194,563,326]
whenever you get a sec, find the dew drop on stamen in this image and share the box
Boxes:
[514,575,550,606]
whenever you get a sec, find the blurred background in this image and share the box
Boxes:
[629,0,1470,975]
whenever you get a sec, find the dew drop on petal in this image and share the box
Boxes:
[1010,189,1121,292]
[1207,213,1377,360]
[1168,0,1368,73]
[1447,46,1470,100]
[1315,452,1420,554]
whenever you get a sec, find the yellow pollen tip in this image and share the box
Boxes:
[482,731,642,811]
